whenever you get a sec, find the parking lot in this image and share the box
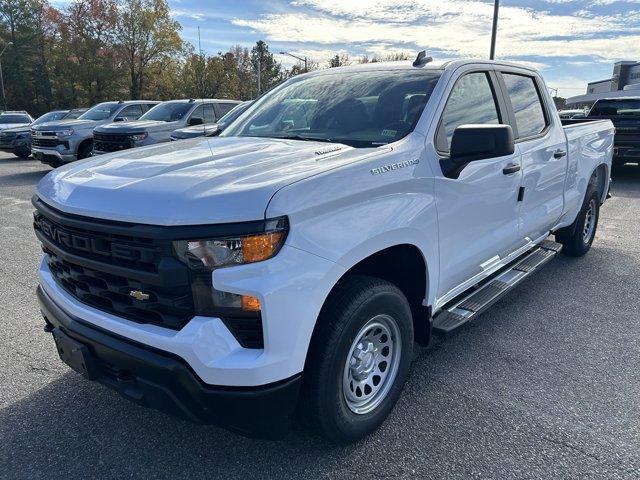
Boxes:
[0,152,639,479]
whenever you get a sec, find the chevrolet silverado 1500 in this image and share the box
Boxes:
[92,99,241,154]
[33,57,613,443]
[31,101,159,166]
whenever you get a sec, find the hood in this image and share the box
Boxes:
[37,136,389,225]
[172,123,220,139]
[32,118,97,131]
[0,122,30,131]
[95,120,177,134]
[1,125,32,134]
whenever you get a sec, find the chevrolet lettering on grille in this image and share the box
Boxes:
[34,214,143,262]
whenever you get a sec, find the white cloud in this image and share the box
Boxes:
[233,0,639,62]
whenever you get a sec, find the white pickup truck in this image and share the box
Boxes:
[33,57,614,443]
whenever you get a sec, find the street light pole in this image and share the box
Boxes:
[280,51,308,72]
[490,0,500,60]
[0,41,13,111]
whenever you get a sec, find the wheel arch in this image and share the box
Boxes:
[590,162,609,204]
[309,243,432,358]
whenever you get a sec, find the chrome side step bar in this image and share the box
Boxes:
[432,239,562,335]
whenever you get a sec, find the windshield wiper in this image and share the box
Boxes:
[270,134,337,143]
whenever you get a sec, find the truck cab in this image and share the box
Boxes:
[585,97,640,167]
[30,100,159,167]
[34,58,613,443]
[92,99,241,155]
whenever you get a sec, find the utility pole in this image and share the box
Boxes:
[280,51,308,73]
[490,0,500,60]
[0,41,13,111]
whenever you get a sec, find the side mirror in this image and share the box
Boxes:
[189,117,204,126]
[114,117,125,122]
[442,124,514,178]
[205,125,222,137]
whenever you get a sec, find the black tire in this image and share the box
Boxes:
[15,149,31,158]
[77,141,93,160]
[556,184,600,257]
[302,275,414,443]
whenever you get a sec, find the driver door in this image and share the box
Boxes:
[434,70,525,301]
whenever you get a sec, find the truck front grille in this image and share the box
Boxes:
[0,132,17,143]
[93,133,133,152]
[32,137,60,148]
[33,199,195,330]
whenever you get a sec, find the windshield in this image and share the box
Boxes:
[222,70,442,147]
[590,99,640,117]
[140,101,193,122]
[217,102,252,129]
[33,111,68,125]
[79,102,120,121]
[0,114,31,124]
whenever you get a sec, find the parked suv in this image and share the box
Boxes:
[0,109,86,158]
[92,99,241,154]
[170,101,253,140]
[31,100,159,166]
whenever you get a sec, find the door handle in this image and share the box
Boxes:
[553,149,567,159]
[502,163,521,175]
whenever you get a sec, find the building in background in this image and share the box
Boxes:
[566,60,640,108]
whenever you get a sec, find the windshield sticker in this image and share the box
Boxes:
[381,129,397,138]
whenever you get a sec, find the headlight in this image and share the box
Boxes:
[56,129,74,137]
[130,132,148,142]
[16,133,29,139]
[173,217,288,270]
[173,217,288,317]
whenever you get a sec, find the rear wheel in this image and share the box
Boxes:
[303,275,413,443]
[556,184,600,257]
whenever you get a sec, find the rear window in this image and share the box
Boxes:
[590,99,640,117]
[0,114,31,123]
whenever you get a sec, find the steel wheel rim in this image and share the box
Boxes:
[342,314,402,415]
[583,198,596,244]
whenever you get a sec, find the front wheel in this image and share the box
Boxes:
[15,148,31,158]
[302,275,414,443]
[77,141,93,160]
[556,184,600,257]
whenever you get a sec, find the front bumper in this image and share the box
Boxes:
[32,147,76,164]
[37,285,301,439]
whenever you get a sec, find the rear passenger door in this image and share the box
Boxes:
[497,70,567,241]
[434,69,525,299]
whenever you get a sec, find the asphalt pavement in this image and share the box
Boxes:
[1,152,639,479]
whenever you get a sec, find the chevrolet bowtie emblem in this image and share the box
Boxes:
[129,290,150,301]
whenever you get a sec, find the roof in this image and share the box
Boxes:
[161,98,242,103]
[298,58,539,79]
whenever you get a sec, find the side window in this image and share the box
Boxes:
[501,73,548,138]
[190,105,204,121]
[437,72,500,152]
[119,105,143,120]
[203,104,216,123]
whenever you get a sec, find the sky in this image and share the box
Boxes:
[55,0,640,99]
